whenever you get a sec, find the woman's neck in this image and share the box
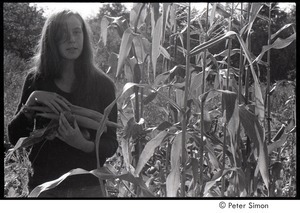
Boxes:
[55,60,76,93]
[61,61,75,81]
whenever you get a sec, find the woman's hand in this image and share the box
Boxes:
[57,113,94,153]
[26,91,71,114]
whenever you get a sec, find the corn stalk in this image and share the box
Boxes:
[180,3,191,197]
[266,3,272,147]
[199,2,209,196]
[237,2,244,195]
[244,3,252,193]
[221,3,234,197]
[244,3,251,105]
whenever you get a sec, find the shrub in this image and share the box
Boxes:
[4,50,29,145]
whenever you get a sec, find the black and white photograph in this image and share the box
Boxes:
[3,2,297,206]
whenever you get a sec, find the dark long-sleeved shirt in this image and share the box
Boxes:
[8,71,118,191]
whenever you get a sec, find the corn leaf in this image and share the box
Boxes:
[28,168,91,197]
[119,82,182,113]
[152,15,163,78]
[190,158,199,189]
[99,16,127,44]
[107,52,119,75]
[214,48,241,58]
[255,124,269,191]
[175,88,185,109]
[7,119,58,158]
[156,121,173,131]
[130,3,147,30]
[239,105,269,190]
[203,167,239,196]
[176,45,186,58]
[209,3,217,27]
[239,105,261,149]
[245,3,264,47]
[204,141,221,170]
[153,71,170,87]
[29,167,154,197]
[190,71,203,100]
[132,39,143,65]
[133,35,149,63]
[99,15,110,46]
[121,138,131,171]
[268,130,288,154]
[271,23,296,40]
[135,130,169,176]
[248,3,264,26]
[220,90,239,167]
[142,91,158,105]
[116,28,135,77]
[174,3,189,7]
[169,3,177,32]
[254,33,296,65]
[272,123,286,141]
[214,3,230,18]
[156,89,182,113]
[95,83,148,168]
[190,31,236,56]
[234,33,264,122]
[159,45,171,60]
[162,3,171,44]
[166,132,182,197]
[151,3,160,37]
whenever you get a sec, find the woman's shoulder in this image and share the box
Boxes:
[25,68,42,81]
[22,69,37,88]
[24,69,48,90]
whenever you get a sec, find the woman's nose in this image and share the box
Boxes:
[68,32,75,42]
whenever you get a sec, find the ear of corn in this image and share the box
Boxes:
[36,111,121,130]
[30,104,122,129]
[27,105,52,113]
[69,104,104,122]
[70,104,122,128]
[36,112,98,130]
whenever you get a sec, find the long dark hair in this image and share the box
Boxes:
[30,9,114,110]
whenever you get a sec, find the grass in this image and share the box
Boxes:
[4,148,33,197]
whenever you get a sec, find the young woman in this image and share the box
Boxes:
[7,9,118,197]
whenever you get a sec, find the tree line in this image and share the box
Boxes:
[3,2,296,82]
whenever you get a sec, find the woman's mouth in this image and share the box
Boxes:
[66,47,78,54]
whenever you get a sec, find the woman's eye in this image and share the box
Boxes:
[74,30,82,35]
[59,32,68,41]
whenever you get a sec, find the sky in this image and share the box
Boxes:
[30,3,207,18]
[30,2,295,19]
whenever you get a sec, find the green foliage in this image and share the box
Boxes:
[97,3,129,20]
[251,3,296,82]
[3,3,45,59]
[87,4,130,75]
[96,3,296,197]
[4,149,33,197]
[4,50,29,144]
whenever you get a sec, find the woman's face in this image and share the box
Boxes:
[58,15,84,60]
